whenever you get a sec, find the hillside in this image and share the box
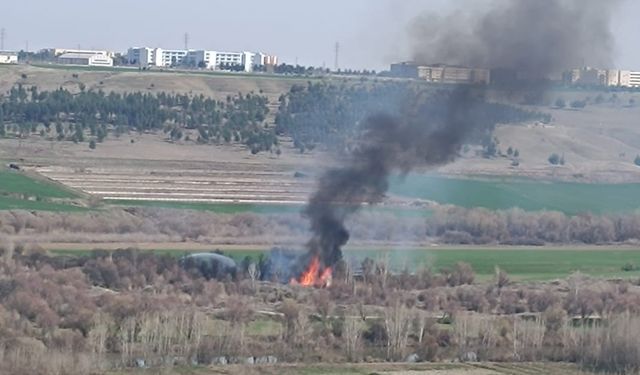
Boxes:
[1,64,640,184]
[0,64,312,101]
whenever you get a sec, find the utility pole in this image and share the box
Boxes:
[0,28,5,50]
[334,41,339,71]
[184,32,189,50]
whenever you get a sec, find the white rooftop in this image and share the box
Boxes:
[59,52,106,59]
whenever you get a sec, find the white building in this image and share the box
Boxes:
[565,68,640,88]
[58,51,113,67]
[159,49,189,66]
[254,52,278,66]
[128,47,193,67]
[50,48,115,58]
[127,46,277,72]
[601,69,640,87]
[0,51,18,64]
[629,71,640,88]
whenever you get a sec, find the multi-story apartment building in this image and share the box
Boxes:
[628,71,640,88]
[565,67,640,88]
[127,47,277,72]
[390,62,490,85]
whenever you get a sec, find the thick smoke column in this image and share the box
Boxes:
[410,0,618,76]
[304,89,486,266]
[303,0,619,268]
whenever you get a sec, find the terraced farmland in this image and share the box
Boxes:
[35,162,316,205]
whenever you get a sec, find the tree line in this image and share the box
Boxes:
[275,81,551,154]
[0,82,551,156]
[0,85,277,153]
[3,207,640,250]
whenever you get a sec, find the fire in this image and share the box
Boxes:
[291,256,332,287]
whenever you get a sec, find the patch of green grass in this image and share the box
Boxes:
[389,174,640,215]
[105,199,303,214]
[0,169,86,211]
[31,63,322,81]
[106,200,432,218]
[107,362,588,375]
[247,319,281,336]
[0,196,87,211]
[341,248,640,281]
[0,170,77,198]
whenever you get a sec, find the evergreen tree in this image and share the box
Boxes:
[0,107,5,137]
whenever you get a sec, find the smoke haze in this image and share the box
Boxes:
[304,89,491,266]
[302,0,620,268]
[410,0,619,75]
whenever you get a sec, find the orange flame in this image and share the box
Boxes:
[290,256,332,287]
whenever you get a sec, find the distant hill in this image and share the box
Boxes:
[0,64,310,101]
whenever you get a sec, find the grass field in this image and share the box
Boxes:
[108,362,591,375]
[0,170,76,198]
[50,247,640,281]
[0,169,86,211]
[106,199,432,218]
[30,63,323,81]
[390,174,640,215]
[105,200,304,214]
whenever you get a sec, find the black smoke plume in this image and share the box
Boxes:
[304,88,491,266]
[410,0,618,77]
[303,0,619,268]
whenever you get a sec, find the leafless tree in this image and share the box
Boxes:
[342,310,363,362]
[384,298,411,361]
[247,262,260,291]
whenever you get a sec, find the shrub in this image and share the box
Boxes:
[621,262,637,272]
[443,262,475,286]
[634,155,640,166]
[548,153,564,165]
[570,99,587,109]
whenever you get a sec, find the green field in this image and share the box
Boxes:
[108,362,590,375]
[0,169,85,211]
[105,199,432,218]
[105,200,302,214]
[30,63,322,81]
[390,174,640,215]
[50,247,640,281]
[342,248,640,281]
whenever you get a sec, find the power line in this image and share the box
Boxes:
[334,41,339,71]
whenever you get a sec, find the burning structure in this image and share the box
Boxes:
[289,0,618,286]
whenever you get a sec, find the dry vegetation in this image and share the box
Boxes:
[1,242,640,374]
[2,206,640,247]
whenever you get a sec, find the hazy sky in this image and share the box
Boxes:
[2,0,639,70]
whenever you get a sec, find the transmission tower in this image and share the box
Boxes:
[0,28,5,51]
[334,41,340,71]
[184,32,189,50]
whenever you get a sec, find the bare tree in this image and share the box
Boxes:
[342,311,363,362]
[384,298,411,361]
[247,262,260,291]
